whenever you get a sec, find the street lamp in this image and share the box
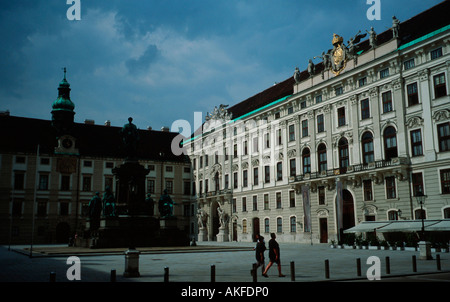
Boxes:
[415,192,432,260]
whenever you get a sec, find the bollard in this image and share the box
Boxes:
[436,254,441,271]
[252,263,257,283]
[385,256,390,275]
[356,258,361,277]
[412,255,417,272]
[211,265,216,282]
[290,261,295,281]
[325,259,330,279]
[49,272,56,282]
[164,267,169,283]
[110,269,116,282]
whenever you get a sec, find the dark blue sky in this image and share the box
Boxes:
[0,0,443,131]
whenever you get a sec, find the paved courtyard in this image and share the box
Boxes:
[1,241,449,283]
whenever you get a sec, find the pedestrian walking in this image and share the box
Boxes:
[255,235,266,275]
[262,233,285,278]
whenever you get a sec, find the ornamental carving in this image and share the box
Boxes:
[405,116,424,128]
[433,109,450,122]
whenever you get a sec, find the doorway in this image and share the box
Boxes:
[342,189,355,230]
[252,217,260,242]
[319,218,328,243]
[211,202,220,241]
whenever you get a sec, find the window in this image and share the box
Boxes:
[253,167,259,185]
[243,219,247,233]
[166,180,173,194]
[37,201,47,217]
[199,180,203,194]
[225,174,229,189]
[433,73,447,98]
[382,91,393,113]
[289,124,295,142]
[265,133,270,148]
[253,196,258,211]
[380,68,389,79]
[277,129,282,145]
[233,144,238,158]
[363,179,373,201]
[289,159,296,177]
[38,174,49,190]
[264,166,270,183]
[214,152,219,164]
[288,106,294,114]
[83,160,92,167]
[430,47,443,60]
[335,86,343,96]
[384,126,398,160]
[60,202,69,216]
[199,156,203,168]
[302,120,308,137]
[317,114,324,132]
[412,172,424,196]
[302,148,311,174]
[233,172,238,189]
[205,179,209,193]
[362,132,374,164]
[300,101,306,109]
[318,186,325,205]
[338,138,349,173]
[276,192,282,209]
[385,176,396,199]
[83,176,91,192]
[404,58,415,70]
[183,181,191,195]
[289,191,296,208]
[204,155,208,167]
[12,200,22,217]
[264,194,269,210]
[232,198,236,213]
[253,137,259,153]
[440,169,450,194]
[105,162,114,169]
[317,143,327,173]
[290,216,297,233]
[437,122,450,152]
[410,129,423,156]
[243,170,248,187]
[315,94,322,104]
[264,218,270,233]
[274,111,281,119]
[388,210,399,221]
[243,141,248,155]
[14,172,24,190]
[358,77,367,87]
[407,83,419,106]
[277,217,283,233]
[444,208,450,219]
[360,99,370,120]
[15,156,25,164]
[41,158,50,165]
[276,162,283,181]
[61,175,70,191]
[337,107,346,127]
[242,197,247,212]
[105,177,113,191]
[415,208,426,220]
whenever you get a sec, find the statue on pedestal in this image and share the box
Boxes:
[102,186,116,217]
[197,208,208,228]
[159,189,176,218]
[88,192,102,229]
[120,117,139,161]
[217,206,229,229]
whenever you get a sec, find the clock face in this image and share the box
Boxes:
[62,138,73,149]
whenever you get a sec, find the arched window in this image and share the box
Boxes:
[384,126,398,160]
[317,143,327,173]
[443,207,450,219]
[388,210,399,221]
[302,148,311,174]
[338,138,349,173]
[414,208,426,220]
[264,218,270,233]
[362,132,374,164]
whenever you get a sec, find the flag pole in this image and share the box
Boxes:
[30,144,39,258]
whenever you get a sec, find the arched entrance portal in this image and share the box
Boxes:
[210,201,220,241]
[342,189,355,230]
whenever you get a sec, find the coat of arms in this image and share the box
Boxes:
[330,34,347,76]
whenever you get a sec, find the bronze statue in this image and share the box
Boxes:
[88,192,102,229]
[102,186,116,217]
[121,117,139,160]
[159,189,176,218]
[144,193,155,216]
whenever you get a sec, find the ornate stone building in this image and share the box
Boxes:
[0,71,193,245]
[185,1,450,243]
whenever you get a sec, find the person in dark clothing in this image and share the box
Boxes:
[255,235,266,274]
[262,233,285,277]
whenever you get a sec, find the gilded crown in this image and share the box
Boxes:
[332,33,343,45]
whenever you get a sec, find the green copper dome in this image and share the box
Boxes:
[52,68,75,112]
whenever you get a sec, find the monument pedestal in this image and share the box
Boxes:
[123,249,141,277]
[216,227,229,242]
[418,241,433,260]
[198,228,208,242]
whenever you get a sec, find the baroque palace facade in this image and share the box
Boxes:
[185,1,450,243]
[0,71,193,245]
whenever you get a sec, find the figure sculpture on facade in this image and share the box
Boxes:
[102,185,116,217]
[293,67,301,83]
[159,189,176,218]
[392,16,400,39]
[307,59,315,78]
[217,206,229,229]
[366,27,377,48]
[88,192,102,229]
[120,117,139,160]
